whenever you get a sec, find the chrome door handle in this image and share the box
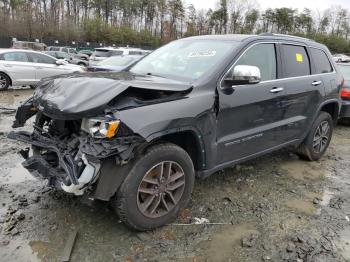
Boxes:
[312,81,322,86]
[270,87,284,93]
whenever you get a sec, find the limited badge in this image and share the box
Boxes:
[296,53,303,62]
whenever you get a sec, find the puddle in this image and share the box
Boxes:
[0,89,33,107]
[199,224,258,261]
[0,238,38,262]
[336,226,350,260]
[285,199,317,216]
[1,163,35,184]
[280,160,331,181]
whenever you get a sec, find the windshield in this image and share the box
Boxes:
[130,39,239,80]
[94,49,112,57]
[339,65,350,80]
[98,56,135,66]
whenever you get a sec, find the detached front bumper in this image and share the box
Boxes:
[8,130,143,195]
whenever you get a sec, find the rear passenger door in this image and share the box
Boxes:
[0,51,36,85]
[279,44,326,142]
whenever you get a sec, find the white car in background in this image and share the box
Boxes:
[333,54,350,63]
[89,47,150,65]
[0,49,85,90]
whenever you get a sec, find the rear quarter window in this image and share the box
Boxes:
[281,44,311,78]
[310,48,333,74]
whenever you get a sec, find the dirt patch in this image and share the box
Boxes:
[199,224,258,261]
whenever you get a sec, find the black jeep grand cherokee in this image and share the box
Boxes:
[9,34,342,230]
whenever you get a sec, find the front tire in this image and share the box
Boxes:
[296,112,333,161]
[0,72,10,91]
[112,143,195,231]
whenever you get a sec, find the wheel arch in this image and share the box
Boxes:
[0,71,12,86]
[143,128,206,172]
[318,100,340,124]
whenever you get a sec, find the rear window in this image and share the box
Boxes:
[310,48,333,74]
[281,44,311,78]
[2,52,29,62]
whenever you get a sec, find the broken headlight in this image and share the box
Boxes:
[81,117,120,138]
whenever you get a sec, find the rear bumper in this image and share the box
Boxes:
[340,100,350,119]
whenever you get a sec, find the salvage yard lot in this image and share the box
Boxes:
[1,89,350,262]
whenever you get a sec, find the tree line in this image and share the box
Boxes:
[0,0,349,52]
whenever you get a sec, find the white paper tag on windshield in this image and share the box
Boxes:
[188,50,216,58]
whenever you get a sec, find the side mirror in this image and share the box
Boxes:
[56,59,66,65]
[223,65,261,91]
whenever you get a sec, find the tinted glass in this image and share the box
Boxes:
[50,47,59,51]
[129,51,142,55]
[94,49,112,57]
[112,50,124,56]
[338,65,350,80]
[310,48,333,74]
[281,45,310,77]
[29,53,56,64]
[130,40,240,80]
[99,56,135,66]
[3,52,29,62]
[56,52,70,59]
[234,44,277,81]
[62,48,68,53]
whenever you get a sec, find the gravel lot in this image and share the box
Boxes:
[1,88,350,262]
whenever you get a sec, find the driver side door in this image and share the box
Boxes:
[216,42,290,164]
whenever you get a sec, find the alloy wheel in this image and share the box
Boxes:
[0,75,7,89]
[137,161,185,218]
[313,120,330,153]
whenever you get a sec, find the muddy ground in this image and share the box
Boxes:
[0,88,350,262]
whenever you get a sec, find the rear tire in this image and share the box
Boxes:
[111,143,195,231]
[296,112,333,161]
[0,72,10,91]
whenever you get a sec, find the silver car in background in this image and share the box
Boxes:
[0,49,85,90]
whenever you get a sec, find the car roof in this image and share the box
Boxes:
[183,33,326,49]
[0,49,49,54]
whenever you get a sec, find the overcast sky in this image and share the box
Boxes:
[186,0,350,12]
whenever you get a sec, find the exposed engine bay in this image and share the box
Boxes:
[9,112,143,196]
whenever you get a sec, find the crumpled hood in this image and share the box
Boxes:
[33,72,192,119]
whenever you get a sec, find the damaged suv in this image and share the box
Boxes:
[9,34,342,230]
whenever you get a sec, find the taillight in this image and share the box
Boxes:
[341,88,350,99]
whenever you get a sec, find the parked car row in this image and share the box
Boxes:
[333,53,350,63]
[0,47,149,90]
[0,49,85,90]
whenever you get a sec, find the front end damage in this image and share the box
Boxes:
[8,72,193,199]
[9,109,143,197]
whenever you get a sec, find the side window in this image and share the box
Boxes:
[3,52,29,62]
[62,48,68,53]
[129,51,142,55]
[309,48,333,74]
[227,43,277,82]
[112,50,123,56]
[281,44,310,77]
[29,53,56,64]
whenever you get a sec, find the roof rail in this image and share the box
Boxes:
[259,33,315,42]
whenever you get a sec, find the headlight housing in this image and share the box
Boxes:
[81,117,120,138]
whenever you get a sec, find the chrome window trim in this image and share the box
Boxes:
[219,41,337,89]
